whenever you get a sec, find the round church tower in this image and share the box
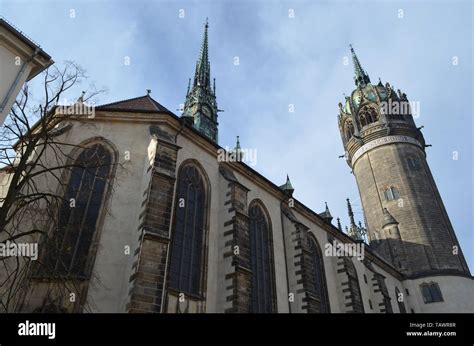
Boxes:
[338,46,470,279]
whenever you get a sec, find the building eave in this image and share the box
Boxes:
[0,17,54,80]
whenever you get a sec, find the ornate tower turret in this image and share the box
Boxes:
[182,19,220,142]
[338,46,470,278]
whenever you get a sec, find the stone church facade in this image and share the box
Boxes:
[3,21,473,313]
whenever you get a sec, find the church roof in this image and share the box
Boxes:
[96,95,175,115]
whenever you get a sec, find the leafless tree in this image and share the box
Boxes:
[0,61,112,313]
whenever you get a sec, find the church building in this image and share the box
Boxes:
[4,20,473,313]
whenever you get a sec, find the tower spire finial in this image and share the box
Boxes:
[194,18,211,90]
[349,44,370,87]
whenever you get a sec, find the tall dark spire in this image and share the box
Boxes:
[349,44,370,87]
[194,18,211,91]
[182,19,219,142]
[347,198,356,227]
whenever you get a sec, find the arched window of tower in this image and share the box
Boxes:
[420,282,444,304]
[406,157,420,171]
[358,105,379,127]
[384,187,400,201]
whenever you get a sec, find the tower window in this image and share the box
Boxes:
[358,105,379,127]
[407,157,420,171]
[369,299,373,310]
[420,282,443,304]
[384,187,400,201]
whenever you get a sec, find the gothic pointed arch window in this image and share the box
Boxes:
[395,287,407,313]
[249,201,276,313]
[43,142,114,278]
[344,120,354,141]
[304,234,330,313]
[169,162,209,296]
[359,113,367,127]
[359,105,379,127]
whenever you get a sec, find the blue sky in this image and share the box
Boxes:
[1,0,472,269]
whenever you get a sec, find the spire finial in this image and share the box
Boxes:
[324,202,332,217]
[77,91,86,103]
[235,135,241,150]
[349,44,370,87]
[146,89,151,95]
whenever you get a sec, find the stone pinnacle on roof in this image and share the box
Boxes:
[233,136,244,162]
[319,202,333,224]
[279,174,294,196]
[346,198,356,227]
